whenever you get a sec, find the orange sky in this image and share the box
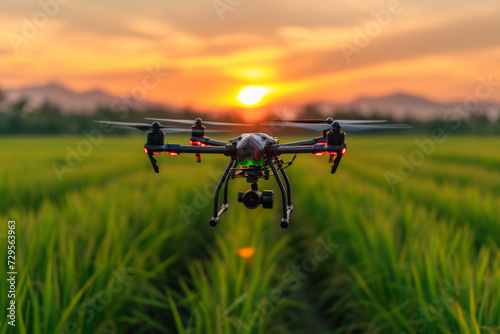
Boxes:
[1,0,500,111]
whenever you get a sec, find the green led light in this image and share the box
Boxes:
[238,160,264,167]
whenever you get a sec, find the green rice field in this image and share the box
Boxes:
[1,135,499,333]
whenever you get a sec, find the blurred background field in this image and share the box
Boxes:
[1,134,499,333]
[3,0,500,332]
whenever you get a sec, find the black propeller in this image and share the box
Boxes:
[94,120,228,133]
[268,117,388,124]
[263,120,411,132]
[144,117,252,127]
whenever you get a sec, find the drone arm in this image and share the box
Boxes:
[279,137,325,147]
[189,137,231,163]
[167,144,234,155]
[273,144,343,155]
[146,144,234,155]
[190,136,230,146]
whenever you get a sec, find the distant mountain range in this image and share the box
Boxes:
[2,83,168,114]
[2,83,499,121]
[316,92,500,121]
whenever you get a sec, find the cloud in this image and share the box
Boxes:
[30,0,370,39]
[276,10,500,80]
[57,3,160,40]
[155,0,368,38]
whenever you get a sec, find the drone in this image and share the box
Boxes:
[96,117,410,228]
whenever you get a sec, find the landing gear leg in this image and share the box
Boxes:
[210,158,236,227]
[275,157,293,227]
[268,158,293,228]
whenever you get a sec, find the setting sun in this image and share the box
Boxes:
[237,86,268,106]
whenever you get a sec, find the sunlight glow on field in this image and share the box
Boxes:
[237,247,256,259]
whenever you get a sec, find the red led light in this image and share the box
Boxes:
[327,151,338,155]
[190,140,206,146]
[341,147,346,155]
[153,152,160,155]
[314,152,325,156]
[168,152,178,156]
[144,147,148,154]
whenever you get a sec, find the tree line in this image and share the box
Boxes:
[1,91,499,135]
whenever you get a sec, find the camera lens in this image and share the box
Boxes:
[242,190,261,209]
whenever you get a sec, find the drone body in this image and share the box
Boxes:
[97,117,410,228]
